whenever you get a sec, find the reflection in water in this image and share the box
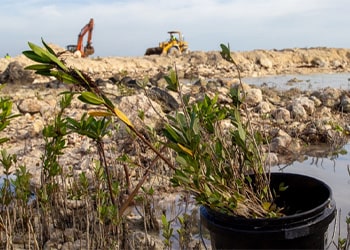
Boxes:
[274,144,350,249]
[243,73,350,91]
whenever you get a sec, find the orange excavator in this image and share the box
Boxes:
[66,18,95,57]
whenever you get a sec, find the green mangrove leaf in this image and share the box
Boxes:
[41,38,56,56]
[165,69,179,92]
[0,138,9,144]
[30,41,68,71]
[204,183,212,196]
[44,52,68,71]
[74,68,90,85]
[237,124,246,142]
[49,70,78,84]
[161,214,167,226]
[279,182,288,192]
[25,64,55,71]
[79,92,105,105]
[102,95,115,109]
[262,202,272,211]
[182,94,190,106]
[190,115,200,134]
[163,124,180,142]
[65,117,80,128]
[176,155,189,167]
[22,50,51,64]
[262,186,269,195]
[34,69,52,77]
[27,42,52,61]
[220,43,234,63]
[172,170,191,185]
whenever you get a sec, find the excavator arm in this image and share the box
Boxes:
[67,18,94,57]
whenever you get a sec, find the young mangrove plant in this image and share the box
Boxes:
[23,39,282,219]
[0,87,34,248]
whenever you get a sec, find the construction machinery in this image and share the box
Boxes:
[66,18,95,57]
[145,31,188,56]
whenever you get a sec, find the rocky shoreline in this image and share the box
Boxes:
[1,46,350,182]
[2,46,350,84]
[1,46,350,249]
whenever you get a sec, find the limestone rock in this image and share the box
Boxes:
[292,96,315,114]
[255,101,271,114]
[340,94,350,112]
[269,131,292,153]
[289,103,307,120]
[312,88,342,108]
[257,55,273,69]
[271,107,291,122]
[245,88,263,106]
[0,61,34,84]
[17,98,43,114]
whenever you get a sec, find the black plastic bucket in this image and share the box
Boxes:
[200,173,336,249]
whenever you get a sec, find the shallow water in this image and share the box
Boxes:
[244,73,350,248]
[273,149,350,248]
[243,72,350,91]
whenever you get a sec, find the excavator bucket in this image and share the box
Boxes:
[145,47,163,56]
[84,43,95,57]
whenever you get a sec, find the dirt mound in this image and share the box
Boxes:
[1,47,350,86]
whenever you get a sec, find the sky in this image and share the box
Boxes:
[1,0,349,57]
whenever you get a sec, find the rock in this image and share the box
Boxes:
[269,132,292,153]
[119,76,141,88]
[311,57,327,67]
[264,152,279,166]
[340,94,350,112]
[292,96,315,114]
[117,92,165,132]
[312,88,342,108]
[271,107,291,122]
[43,240,61,250]
[268,129,299,155]
[289,103,307,120]
[318,106,333,118]
[64,228,77,243]
[154,77,167,88]
[61,242,74,250]
[147,87,179,112]
[189,51,207,64]
[310,95,322,107]
[256,55,273,69]
[237,82,252,91]
[17,98,43,114]
[244,88,263,106]
[255,101,271,114]
[331,60,344,69]
[0,61,34,84]
[32,118,45,135]
[131,231,164,250]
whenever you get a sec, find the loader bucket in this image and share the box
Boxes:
[145,47,163,56]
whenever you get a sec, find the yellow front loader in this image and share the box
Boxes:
[145,31,188,56]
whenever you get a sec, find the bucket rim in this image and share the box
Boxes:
[201,172,336,227]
